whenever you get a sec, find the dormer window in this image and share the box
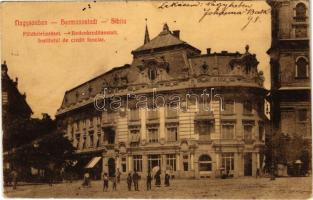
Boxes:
[148,67,157,80]
[295,56,309,78]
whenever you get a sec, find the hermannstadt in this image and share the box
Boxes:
[56,23,267,180]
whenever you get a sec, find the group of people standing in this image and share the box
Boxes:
[83,169,171,192]
[126,169,171,191]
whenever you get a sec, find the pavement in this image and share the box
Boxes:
[3,177,312,199]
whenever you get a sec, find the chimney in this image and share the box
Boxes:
[173,30,180,39]
[206,48,211,54]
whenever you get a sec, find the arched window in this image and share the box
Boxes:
[295,3,306,21]
[296,57,309,78]
[199,154,212,171]
[148,67,157,80]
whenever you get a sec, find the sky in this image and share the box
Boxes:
[1,1,271,118]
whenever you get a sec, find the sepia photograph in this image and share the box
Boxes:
[1,0,312,199]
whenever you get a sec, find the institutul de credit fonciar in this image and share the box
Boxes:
[56,24,268,179]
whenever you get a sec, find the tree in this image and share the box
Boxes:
[265,132,311,176]
[9,131,75,182]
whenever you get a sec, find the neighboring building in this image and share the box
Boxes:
[2,61,33,152]
[267,0,311,173]
[56,24,268,179]
[2,61,33,174]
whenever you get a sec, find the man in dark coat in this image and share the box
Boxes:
[164,172,170,187]
[146,171,152,191]
[127,173,132,191]
[154,169,161,187]
[133,170,140,191]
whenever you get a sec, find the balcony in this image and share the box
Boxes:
[294,16,307,23]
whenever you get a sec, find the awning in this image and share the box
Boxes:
[85,157,102,169]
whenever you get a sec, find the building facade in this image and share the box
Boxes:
[56,24,267,179]
[267,0,311,173]
[2,61,33,152]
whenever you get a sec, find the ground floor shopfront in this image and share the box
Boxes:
[78,143,264,179]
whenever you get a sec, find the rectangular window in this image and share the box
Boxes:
[183,162,188,171]
[221,153,234,172]
[259,125,264,141]
[196,121,214,140]
[166,105,178,118]
[148,127,159,143]
[221,124,235,139]
[295,25,307,38]
[281,110,296,135]
[122,157,126,173]
[89,133,94,147]
[198,102,211,114]
[75,134,80,148]
[74,123,79,132]
[244,125,253,143]
[148,155,161,171]
[129,109,140,121]
[167,126,178,142]
[82,136,86,149]
[166,154,177,171]
[298,109,308,122]
[133,155,142,172]
[2,92,8,105]
[129,129,140,147]
[147,109,158,120]
[243,101,252,114]
[96,116,101,125]
[223,100,234,114]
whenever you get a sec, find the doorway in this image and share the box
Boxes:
[108,158,116,177]
[244,153,252,176]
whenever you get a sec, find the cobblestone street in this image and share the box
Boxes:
[4,177,312,199]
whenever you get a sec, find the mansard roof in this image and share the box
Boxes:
[132,23,200,55]
[56,24,265,116]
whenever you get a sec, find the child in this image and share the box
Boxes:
[103,173,109,191]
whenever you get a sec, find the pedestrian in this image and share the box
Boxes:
[103,173,109,191]
[146,171,152,191]
[83,172,90,187]
[133,170,139,191]
[256,168,260,178]
[116,168,121,183]
[164,172,170,187]
[127,173,132,191]
[11,169,18,190]
[155,169,161,187]
[112,176,117,191]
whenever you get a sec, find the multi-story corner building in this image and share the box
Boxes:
[56,24,267,179]
[2,61,33,152]
[267,0,311,172]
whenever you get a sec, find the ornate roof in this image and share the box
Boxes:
[132,23,200,54]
